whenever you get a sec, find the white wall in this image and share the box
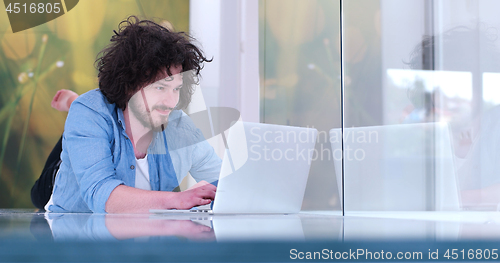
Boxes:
[182,0,260,189]
[189,0,259,123]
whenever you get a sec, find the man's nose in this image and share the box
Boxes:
[160,91,179,108]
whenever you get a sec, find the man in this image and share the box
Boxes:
[45,16,220,213]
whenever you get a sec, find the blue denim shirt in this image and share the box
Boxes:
[48,89,221,213]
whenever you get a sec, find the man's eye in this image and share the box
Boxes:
[156,86,164,90]
[174,87,182,91]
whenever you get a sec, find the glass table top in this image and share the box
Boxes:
[1,210,500,262]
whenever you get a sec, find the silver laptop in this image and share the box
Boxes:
[329,122,461,212]
[151,122,318,214]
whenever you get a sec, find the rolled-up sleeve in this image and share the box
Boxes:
[64,101,124,213]
[189,129,222,184]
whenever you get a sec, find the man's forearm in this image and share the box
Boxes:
[105,183,216,213]
[105,185,178,213]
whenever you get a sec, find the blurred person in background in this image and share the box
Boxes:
[405,26,500,209]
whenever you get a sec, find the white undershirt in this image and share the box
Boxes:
[135,155,151,190]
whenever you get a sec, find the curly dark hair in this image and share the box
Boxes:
[95,16,211,110]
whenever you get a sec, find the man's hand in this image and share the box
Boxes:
[187,180,210,191]
[173,183,216,210]
[105,184,216,213]
[51,89,79,112]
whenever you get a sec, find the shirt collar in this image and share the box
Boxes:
[117,107,127,132]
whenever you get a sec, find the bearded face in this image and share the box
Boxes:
[127,65,183,131]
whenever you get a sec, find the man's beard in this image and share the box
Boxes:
[128,96,170,131]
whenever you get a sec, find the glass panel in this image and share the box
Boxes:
[343,0,500,211]
[260,0,342,210]
[0,0,189,208]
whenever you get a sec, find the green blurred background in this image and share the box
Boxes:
[0,0,189,208]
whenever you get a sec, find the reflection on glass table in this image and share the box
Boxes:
[32,213,215,242]
[345,212,500,241]
[3,210,500,243]
[28,212,326,242]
